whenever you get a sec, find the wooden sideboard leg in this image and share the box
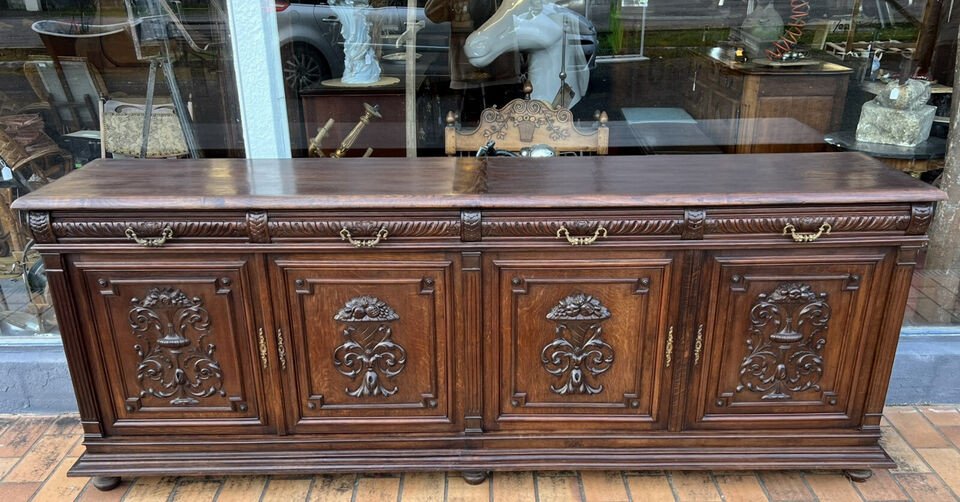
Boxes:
[92,476,122,491]
[461,471,490,485]
[844,469,874,482]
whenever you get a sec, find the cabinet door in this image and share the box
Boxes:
[71,255,272,435]
[487,252,681,431]
[686,249,893,429]
[270,253,457,434]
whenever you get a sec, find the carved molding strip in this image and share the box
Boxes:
[246,211,270,243]
[52,221,247,239]
[906,203,934,235]
[541,294,615,395]
[483,219,681,237]
[128,287,226,407]
[269,220,460,238]
[735,282,830,401]
[705,215,910,234]
[333,296,407,398]
[27,211,55,243]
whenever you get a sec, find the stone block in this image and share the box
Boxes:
[856,101,936,147]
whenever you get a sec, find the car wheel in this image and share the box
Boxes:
[281,42,329,94]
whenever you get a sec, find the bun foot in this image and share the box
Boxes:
[92,476,122,491]
[461,471,489,485]
[844,469,873,482]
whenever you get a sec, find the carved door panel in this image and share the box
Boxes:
[270,253,457,434]
[71,255,272,435]
[487,252,681,431]
[686,249,894,429]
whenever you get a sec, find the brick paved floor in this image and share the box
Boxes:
[0,406,959,501]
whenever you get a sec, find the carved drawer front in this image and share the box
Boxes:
[72,256,271,435]
[271,253,456,434]
[479,210,684,242]
[686,249,894,430]
[487,252,681,431]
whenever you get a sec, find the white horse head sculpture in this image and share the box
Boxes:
[464,0,590,108]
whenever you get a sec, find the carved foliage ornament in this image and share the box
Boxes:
[541,294,615,395]
[128,287,225,406]
[333,296,407,397]
[737,283,831,400]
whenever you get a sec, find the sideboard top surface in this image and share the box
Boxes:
[12,152,945,211]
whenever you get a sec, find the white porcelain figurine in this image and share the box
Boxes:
[330,0,382,85]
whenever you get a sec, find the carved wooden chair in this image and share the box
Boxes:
[445,85,608,157]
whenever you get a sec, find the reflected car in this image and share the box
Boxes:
[276,0,596,92]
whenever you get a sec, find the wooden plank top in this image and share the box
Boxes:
[11,153,945,211]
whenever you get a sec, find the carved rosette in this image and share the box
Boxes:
[736,283,831,400]
[541,294,615,395]
[128,288,224,406]
[333,296,407,397]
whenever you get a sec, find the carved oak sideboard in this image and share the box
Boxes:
[12,153,944,490]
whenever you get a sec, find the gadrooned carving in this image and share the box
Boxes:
[269,220,460,238]
[483,219,681,237]
[333,296,407,397]
[705,215,910,235]
[736,282,831,401]
[52,221,247,239]
[128,287,225,406]
[541,294,615,395]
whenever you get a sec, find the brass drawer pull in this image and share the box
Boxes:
[125,227,173,247]
[783,222,831,243]
[277,328,287,371]
[340,227,388,248]
[556,225,607,246]
[694,324,704,366]
[258,328,269,370]
[665,326,674,368]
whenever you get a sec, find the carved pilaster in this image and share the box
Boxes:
[906,203,934,235]
[461,210,482,242]
[27,211,55,243]
[246,211,270,243]
[682,208,706,240]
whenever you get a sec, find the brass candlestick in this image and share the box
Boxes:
[332,103,382,158]
[308,118,335,157]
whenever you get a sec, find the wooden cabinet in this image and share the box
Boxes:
[683,49,852,153]
[12,154,944,486]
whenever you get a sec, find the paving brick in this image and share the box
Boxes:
[354,476,400,502]
[0,482,40,502]
[446,474,489,502]
[263,477,313,502]
[916,448,960,497]
[171,479,222,502]
[308,474,355,502]
[30,457,88,501]
[714,472,767,502]
[536,473,582,502]
[804,473,864,502]
[492,472,535,502]
[852,469,908,501]
[885,407,951,448]
[881,425,931,473]
[124,477,179,502]
[758,471,815,501]
[580,472,627,502]
[669,472,721,502]
[624,473,675,502]
[2,434,76,483]
[0,417,53,458]
[894,472,959,502]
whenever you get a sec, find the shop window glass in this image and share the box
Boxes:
[276,0,960,329]
[0,0,243,339]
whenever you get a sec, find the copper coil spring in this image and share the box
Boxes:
[766,0,810,60]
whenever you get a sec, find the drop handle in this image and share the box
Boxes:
[340,227,388,248]
[125,227,173,247]
[556,225,607,246]
[783,223,831,243]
